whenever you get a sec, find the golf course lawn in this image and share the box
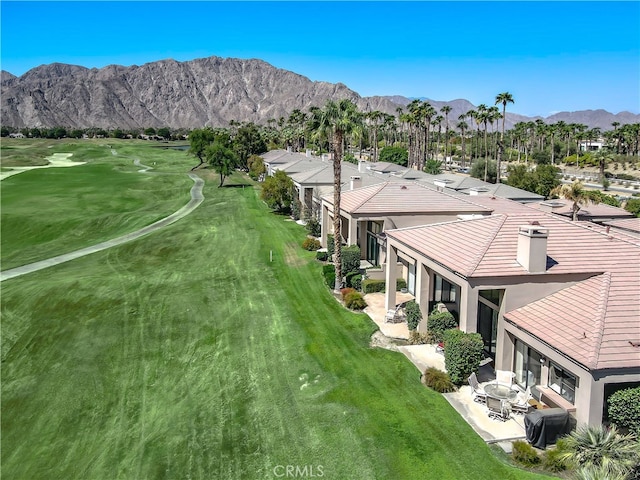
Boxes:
[1,141,554,479]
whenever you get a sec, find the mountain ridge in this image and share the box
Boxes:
[2,56,638,130]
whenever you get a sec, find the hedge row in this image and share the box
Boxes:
[362,278,407,294]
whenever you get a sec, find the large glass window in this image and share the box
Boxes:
[549,362,576,404]
[514,340,542,389]
[434,274,456,303]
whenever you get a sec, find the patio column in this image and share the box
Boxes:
[385,243,398,312]
[347,215,358,246]
[415,262,430,332]
[321,204,330,248]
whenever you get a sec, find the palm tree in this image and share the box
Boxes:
[551,181,593,221]
[495,92,514,182]
[457,119,469,168]
[594,150,614,184]
[310,99,363,292]
[559,424,640,479]
[441,105,452,169]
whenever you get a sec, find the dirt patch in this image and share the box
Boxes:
[283,242,306,267]
[370,330,408,352]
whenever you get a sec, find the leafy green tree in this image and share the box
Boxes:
[585,190,620,207]
[144,127,156,136]
[247,154,266,180]
[624,198,640,217]
[206,141,238,187]
[470,158,497,184]
[378,145,408,166]
[189,127,218,170]
[533,164,561,197]
[260,170,295,212]
[157,127,171,139]
[233,123,267,170]
[69,129,84,139]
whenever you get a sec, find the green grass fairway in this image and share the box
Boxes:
[1,139,194,269]
[1,147,553,479]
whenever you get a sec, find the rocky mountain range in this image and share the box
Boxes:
[1,56,638,131]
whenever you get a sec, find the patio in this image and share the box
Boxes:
[364,293,528,451]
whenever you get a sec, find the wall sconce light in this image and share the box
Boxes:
[540,357,546,364]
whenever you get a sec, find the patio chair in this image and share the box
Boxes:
[468,372,487,404]
[486,396,510,421]
[511,387,532,415]
[495,370,514,388]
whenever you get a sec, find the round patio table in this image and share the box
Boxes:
[484,383,519,401]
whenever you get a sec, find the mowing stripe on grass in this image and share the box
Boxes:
[0,173,204,282]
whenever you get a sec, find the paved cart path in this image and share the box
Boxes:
[1,161,204,282]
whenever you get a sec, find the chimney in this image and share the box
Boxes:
[350,176,362,190]
[306,149,312,157]
[358,160,367,173]
[287,146,292,153]
[516,222,549,273]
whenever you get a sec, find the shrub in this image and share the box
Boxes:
[608,386,640,434]
[305,216,321,237]
[362,279,386,294]
[302,237,321,251]
[360,278,408,293]
[344,291,367,310]
[316,250,328,262]
[512,440,541,466]
[427,308,458,343]
[322,264,335,289]
[345,271,360,289]
[559,424,639,478]
[348,274,362,291]
[340,287,356,301]
[409,331,430,345]
[443,329,484,385]
[421,367,456,393]
[541,439,571,472]
[327,234,335,257]
[405,301,422,331]
[342,245,361,276]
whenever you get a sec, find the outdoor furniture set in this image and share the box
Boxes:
[468,370,540,422]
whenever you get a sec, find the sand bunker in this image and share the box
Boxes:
[0,153,86,180]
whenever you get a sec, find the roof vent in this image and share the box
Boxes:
[401,185,408,190]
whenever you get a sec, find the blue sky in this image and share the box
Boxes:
[1,1,638,117]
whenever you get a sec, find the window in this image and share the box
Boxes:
[434,274,456,303]
[549,362,576,404]
[513,340,542,389]
[477,289,503,359]
[366,221,382,266]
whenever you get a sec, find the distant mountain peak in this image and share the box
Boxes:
[1,56,638,130]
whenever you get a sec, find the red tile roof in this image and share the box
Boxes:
[386,212,640,371]
[328,181,492,216]
[505,272,640,370]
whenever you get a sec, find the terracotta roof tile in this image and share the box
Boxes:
[326,181,492,216]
